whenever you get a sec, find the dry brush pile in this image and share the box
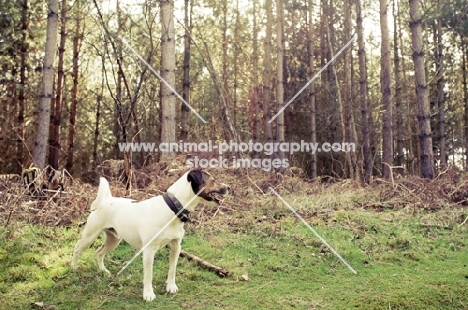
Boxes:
[1,161,467,230]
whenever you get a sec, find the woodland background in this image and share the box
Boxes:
[1,0,468,182]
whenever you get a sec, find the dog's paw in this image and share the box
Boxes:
[143,289,156,302]
[166,283,178,294]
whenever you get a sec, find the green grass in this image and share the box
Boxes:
[1,205,467,309]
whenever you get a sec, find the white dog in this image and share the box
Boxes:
[71,169,229,301]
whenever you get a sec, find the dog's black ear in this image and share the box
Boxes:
[187,169,204,185]
[187,169,204,194]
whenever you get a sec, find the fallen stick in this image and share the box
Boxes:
[180,250,229,277]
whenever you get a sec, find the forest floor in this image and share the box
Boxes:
[0,162,467,309]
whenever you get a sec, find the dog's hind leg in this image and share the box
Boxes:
[166,239,181,294]
[142,247,158,301]
[71,225,102,269]
[96,228,121,274]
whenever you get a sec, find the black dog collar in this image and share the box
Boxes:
[163,192,190,222]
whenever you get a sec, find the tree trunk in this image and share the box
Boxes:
[435,6,446,167]
[90,0,121,160]
[200,40,239,143]
[221,0,229,138]
[93,0,143,162]
[393,0,404,173]
[233,0,239,130]
[93,94,102,166]
[409,0,435,179]
[462,41,468,170]
[160,0,176,160]
[397,4,415,175]
[380,0,393,179]
[66,0,81,172]
[308,0,317,179]
[263,0,274,144]
[343,0,357,180]
[33,0,59,169]
[252,0,260,142]
[356,0,371,184]
[324,0,344,177]
[180,0,191,141]
[49,0,67,169]
[116,1,126,154]
[17,0,29,174]
[276,0,285,163]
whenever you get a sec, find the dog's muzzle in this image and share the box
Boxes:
[204,185,230,205]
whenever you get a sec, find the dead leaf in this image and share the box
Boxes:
[31,302,44,308]
[241,274,250,281]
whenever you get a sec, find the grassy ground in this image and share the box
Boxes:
[1,194,467,310]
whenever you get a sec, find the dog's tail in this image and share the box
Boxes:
[90,177,112,211]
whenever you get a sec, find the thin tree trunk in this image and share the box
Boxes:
[113,51,123,160]
[181,0,191,141]
[92,59,106,168]
[356,0,371,184]
[8,65,17,160]
[93,94,102,166]
[324,0,344,177]
[221,0,229,137]
[462,41,468,170]
[252,0,260,142]
[308,0,317,179]
[33,0,59,169]
[116,1,125,153]
[409,0,435,179]
[276,0,285,163]
[233,0,239,130]
[66,1,81,172]
[190,1,237,143]
[343,0,357,180]
[397,5,415,175]
[393,0,404,173]
[284,10,292,147]
[49,0,67,169]
[198,39,239,143]
[263,0,274,144]
[380,0,393,179]
[17,0,29,173]
[93,0,142,161]
[319,0,331,175]
[160,0,176,160]
[131,109,144,165]
[125,59,148,165]
[435,5,446,167]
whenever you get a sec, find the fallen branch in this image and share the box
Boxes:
[180,250,229,277]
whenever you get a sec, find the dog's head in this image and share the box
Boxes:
[187,169,230,205]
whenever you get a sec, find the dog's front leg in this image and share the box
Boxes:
[166,239,181,294]
[142,248,157,301]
